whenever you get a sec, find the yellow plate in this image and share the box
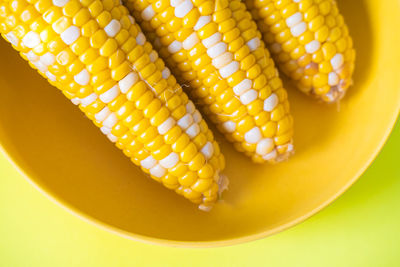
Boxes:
[0,0,399,248]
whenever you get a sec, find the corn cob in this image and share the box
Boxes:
[245,0,356,102]
[0,0,226,211]
[123,0,294,163]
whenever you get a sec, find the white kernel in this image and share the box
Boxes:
[141,156,157,169]
[240,89,257,105]
[183,32,200,50]
[80,93,97,107]
[305,40,321,54]
[26,50,39,61]
[107,133,118,143]
[71,98,80,105]
[52,0,69,7]
[159,152,179,169]
[119,72,138,93]
[99,85,119,103]
[136,32,146,46]
[22,31,40,48]
[33,60,48,73]
[328,72,339,86]
[290,22,306,37]
[177,114,193,129]
[270,43,282,54]
[104,19,121,37]
[245,127,262,144]
[200,142,214,159]
[141,5,155,21]
[287,143,294,152]
[286,12,302,28]
[194,16,211,31]
[175,0,193,18]
[60,26,80,45]
[199,204,212,212]
[158,117,175,135]
[100,126,111,135]
[233,78,252,96]
[246,37,260,51]
[95,107,111,123]
[264,93,278,112]
[168,40,182,53]
[207,42,227,58]
[162,68,171,79]
[186,123,200,138]
[74,69,90,86]
[186,101,195,113]
[170,0,184,7]
[202,32,221,48]
[331,53,344,70]
[212,52,233,69]
[40,52,55,66]
[148,51,158,62]
[219,61,239,78]
[5,32,19,46]
[128,15,135,24]
[262,149,277,161]
[256,138,274,155]
[103,112,117,128]
[46,71,56,81]
[222,120,236,133]
[150,164,166,178]
[192,110,202,123]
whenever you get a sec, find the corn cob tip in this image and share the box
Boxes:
[198,172,229,212]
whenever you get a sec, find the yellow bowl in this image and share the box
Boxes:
[0,0,399,248]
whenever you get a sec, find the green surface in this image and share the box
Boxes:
[0,119,399,267]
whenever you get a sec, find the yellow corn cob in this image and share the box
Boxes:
[245,0,356,102]
[0,0,226,211]
[124,0,294,163]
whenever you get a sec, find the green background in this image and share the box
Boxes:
[0,119,398,267]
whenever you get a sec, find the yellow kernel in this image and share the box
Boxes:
[73,8,91,27]
[181,143,197,162]
[164,126,182,144]
[188,153,206,171]
[170,162,188,179]
[63,0,81,17]
[261,121,277,137]
[321,42,336,60]
[96,11,111,28]
[81,20,98,37]
[223,27,240,43]
[315,25,329,42]
[99,38,118,57]
[274,130,293,146]
[191,178,213,193]
[309,15,324,32]
[152,145,171,161]
[182,9,200,28]
[313,73,328,88]
[254,111,270,126]
[198,1,214,15]
[90,29,107,48]
[178,171,197,187]
[319,61,332,74]
[312,49,324,63]
[298,31,314,46]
